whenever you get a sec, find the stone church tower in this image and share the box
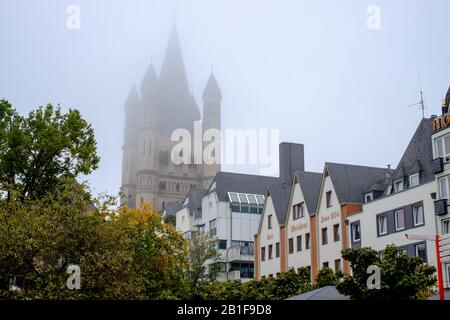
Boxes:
[120,25,221,211]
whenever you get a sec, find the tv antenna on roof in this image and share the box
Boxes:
[406,90,425,119]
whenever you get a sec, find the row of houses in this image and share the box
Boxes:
[167,89,450,286]
[257,113,450,287]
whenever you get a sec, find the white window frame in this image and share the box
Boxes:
[394,179,404,193]
[268,214,272,230]
[415,243,426,261]
[412,204,424,227]
[435,133,450,161]
[439,175,450,200]
[409,173,420,188]
[365,193,373,203]
[351,223,361,242]
[394,209,405,231]
[442,219,450,234]
[378,215,388,235]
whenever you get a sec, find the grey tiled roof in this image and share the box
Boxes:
[286,286,349,300]
[266,181,291,224]
[294,171,323,215]
[182,188,207,213]
[208,171,279,202]
[326,162,394,204]
[384,118,433,195]
[164,201,183,217]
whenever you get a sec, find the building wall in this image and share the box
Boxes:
[175,207,192,237]
[431,126,450,287]
[285,182,312,271]
[316,175,344,272]
[259,195,282,277]
[347,181,438,267]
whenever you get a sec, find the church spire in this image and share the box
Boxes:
[125,85,140,110]
[159,24,190,97]
[140,62,158,104]
[203,71,222,101]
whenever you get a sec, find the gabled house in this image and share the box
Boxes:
[315,162,394,277]
[284,171,322,278]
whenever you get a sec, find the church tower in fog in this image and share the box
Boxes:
[120,25,221,211]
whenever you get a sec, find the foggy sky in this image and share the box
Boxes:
[1,0,449,196]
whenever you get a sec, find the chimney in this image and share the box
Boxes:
[279,142,304,185]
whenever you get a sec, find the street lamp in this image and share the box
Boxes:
[405,233,450,300]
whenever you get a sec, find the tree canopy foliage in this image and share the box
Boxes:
[0,100,99,200]
[336,245,437,300]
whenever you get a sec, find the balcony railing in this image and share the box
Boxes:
[432,157,444,174]
[435,199,448,216]
[226,246,254,262]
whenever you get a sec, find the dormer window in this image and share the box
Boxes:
[393,179,404,193]
[409,173,420,188]
[364,192,373,203]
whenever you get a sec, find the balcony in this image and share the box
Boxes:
[434,199,448,216]
[432,157,444,174]
[216,270,241,282]
[226,246,254,262]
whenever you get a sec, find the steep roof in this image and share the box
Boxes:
[153,25,201,136]
[208,171,279,202]
[203,72,222,101]
[325,162,394,204]
[294,171,323,215]
[164,201,183,217]
[183,188,207,214]
[266,181,291,224]
[384,117,433,194]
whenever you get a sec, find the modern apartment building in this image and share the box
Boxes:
[176,142,305,281]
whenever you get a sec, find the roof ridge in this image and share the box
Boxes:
[326,162,393,171]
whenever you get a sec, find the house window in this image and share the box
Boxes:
[378,215,388,235]
[218,240,227,250]
[293,203,304,220]
[442,219,450,234]
[261,247,265,261]
[435,133,450,160]
[409,173,420,188]
[334,259,341,272]
[351,222,361,242]
[268,215,272,230]
[365,193,373,203]
[394,209,405,231]
[209,219,217,236]
[333,224,340,242]
[305,233,310,249]
[321,227,328,245]
[276,242,280,258]
[326,191,333,208]
[288,238,294,254]
[394,179,404,193]
[268,245,273,260]
[297,235,302,252]
[415,243,427,262]
[323,262,329,268]
[439,175,450,199]
[413,204,424,227]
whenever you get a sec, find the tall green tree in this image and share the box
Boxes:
[185,232,220,299]
[336,245,436,300]
[0,100,99,200]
